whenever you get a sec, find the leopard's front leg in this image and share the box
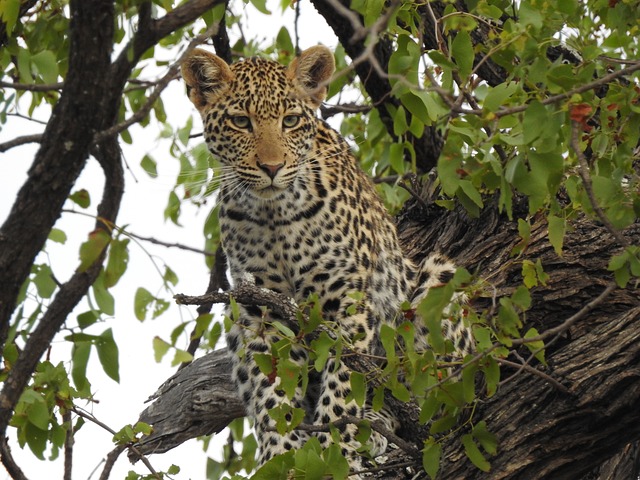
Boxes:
[311,304,387,470]
[227,305,310,465]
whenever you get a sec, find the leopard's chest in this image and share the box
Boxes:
[219,193,359,299]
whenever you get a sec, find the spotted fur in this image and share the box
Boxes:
[182,46,472,471]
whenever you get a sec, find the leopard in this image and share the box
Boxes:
[181,45,472,473]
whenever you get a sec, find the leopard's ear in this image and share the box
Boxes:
[288,45,335,107]
[181,49,234,110]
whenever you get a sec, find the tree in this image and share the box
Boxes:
[0,1,638,479]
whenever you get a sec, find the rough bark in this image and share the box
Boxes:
[133,190,640,479]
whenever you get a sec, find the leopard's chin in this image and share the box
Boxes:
[251,184,288,201]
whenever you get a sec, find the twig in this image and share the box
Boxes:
[0,80,64,91]
[94,21,221,143]
[0,133,43,153]
[320,102,372,119]
[511,283,618,347]
[71,407,162,480]
[570,121,631,249]
[463,61,640,118]
[497,358,569,394]
[291,415,421,460]
[63,409,73,480]
[125,231,215,257]
[6,112,49,125]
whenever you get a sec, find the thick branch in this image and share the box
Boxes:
[0,0,115,349]
[0,135,124,436]
[133,195,640,478]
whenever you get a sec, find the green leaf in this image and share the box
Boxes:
[416,285,454,354]
[152,336,171,362]
[349,371,366,407]
[78,229,110,272]
[77,310,99,329]
[33,264,56,299]
[462,433,491,472]
[379,323,397,363]
[393,106,408,136]
[48,228,67,244]
[461,361,477,403]
[427,50,457,70]
[523,101,549,144]
[422,438,441,479]
[31,50,59,84]
[253,450,295,479]
[451,30,474,78]
[483,82,518,111]
[322,443,350,479]
[71,341,91,391]
[249,0,271,14]
[312,331,334,372]
[522,260,538,288]
[420,395,442,424]
[483,356,500,397]
[171,348,193,366]
[93,272,115,316]
[24,422,48,459]
[96,328,120,382]
[277,358,301,399]
[547,214,565,256]
[523,328,546,364]
[472,326,493,352]
[272,320,295,339]
[390,380,411,402]
[26,395,50,431]
[140,155,158,178]
[254,353,275,376]
[104,238,129,288]
[458,180,484,208]
[134,287,154,321]
[511,286,531,310]
[69,189,91,208]
[0,0,20,36]
[472,421,498,455]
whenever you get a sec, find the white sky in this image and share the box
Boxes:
[0,2,337,479]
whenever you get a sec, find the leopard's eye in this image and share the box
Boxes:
[230,116,251,129]
[283,115,301,128]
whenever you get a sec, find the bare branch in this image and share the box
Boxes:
[126,231,215,257]
[0,80,64,91]
[0,133,43,153]
[98,445,126,480]
[496,358,570,394]
[511,282,618,348]
[63,410,73,480]
[0,436,29,480]
[175,280,299,328]
[72,408,162,480]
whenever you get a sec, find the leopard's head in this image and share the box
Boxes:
[182,46,335,200]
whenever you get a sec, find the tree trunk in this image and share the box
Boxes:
[133,188,640,479]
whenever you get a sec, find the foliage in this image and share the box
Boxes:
[0,0,638,479]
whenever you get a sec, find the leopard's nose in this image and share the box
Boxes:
[257,161,285,179]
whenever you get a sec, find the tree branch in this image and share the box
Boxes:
[570,121,631,249]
